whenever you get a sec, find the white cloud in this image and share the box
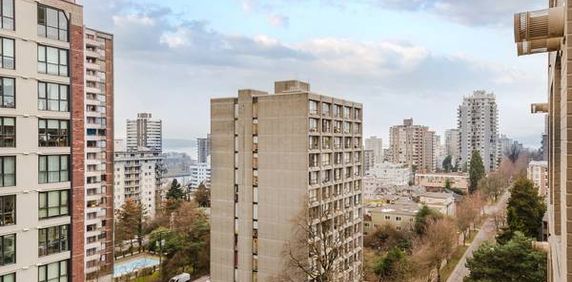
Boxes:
[112,14,155,27]
[267,14,289,27]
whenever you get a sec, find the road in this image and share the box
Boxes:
[446,192,509,282]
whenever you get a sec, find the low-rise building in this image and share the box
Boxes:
[365,201,420,232]
[366,162,412,186]
[528,161,548,197]
[415,172,469,194]
[419,192,456,216]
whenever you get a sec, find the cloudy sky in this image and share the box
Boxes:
[83,0,547,148]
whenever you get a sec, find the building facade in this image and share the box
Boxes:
[189,161,211,189]
[415,173,469,194]
[113,149,162,219]
[512,2,568,280]
[363,149,375,173]
[444,128,460,161]
[197,134,211,164]
[126,113,162,152]
[211,80,363,281]
[527,161,548,198]
[457,91,499,172]
[388,118,435,172]
[83,28,114,281]
[365,162,412,187]
[0,0,114,280]
[364,136,383,164]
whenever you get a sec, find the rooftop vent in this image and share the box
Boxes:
[514,6,564,56]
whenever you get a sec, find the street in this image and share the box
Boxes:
[446,192,510,282]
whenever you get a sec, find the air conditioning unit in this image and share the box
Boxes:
[514,6,565,55]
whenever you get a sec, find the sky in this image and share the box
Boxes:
[83,0,548,148]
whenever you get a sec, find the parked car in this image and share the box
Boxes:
[169,273,191,282]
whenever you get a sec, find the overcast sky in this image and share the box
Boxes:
[83,0,548,148]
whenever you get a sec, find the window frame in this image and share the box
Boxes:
[38,224,69,257]
[0,233,15,266]
[38,119,69,147]
[37,81,69,112]
[38,155,69,184]
[0,77,14,108]
[37,45,69,76]
[0,273,15,282]
[0,156,15,187]
[0,0,14,31]
[0,116,14,147]
[0,37,14,70]
[38,260,68,282]
[0,194,15,226]
[37,4,69,42]
[38,190,69,219]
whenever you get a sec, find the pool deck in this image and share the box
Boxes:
[114,254,161,278]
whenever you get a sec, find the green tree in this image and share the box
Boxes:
[193,183,210,207]
[505,177,546,240]
[442,155,453,172]
[469,150,485,194]
[466,232,547,282]
[414,205,442,235]
[166,179,186,200]
[374,247,410,282]
[115,198,145,254]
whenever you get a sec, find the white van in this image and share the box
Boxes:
[169,273,191,282]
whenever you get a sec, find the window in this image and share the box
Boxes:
[38,260,68,282]
[38,82,68,112]
[38,225,69,256]
[0,234,14,266]
[309,118,318,132]
[37,5,68,41]
[0,117,14,147]
[0,273,14,282]
[0,77,13,108]
[0,0,13,30]
[39,190,68,218]
[0,195,14,226]
[37,45,68,76]
[39,155,69,183]
[0,156,14,187]
[0,38,13,69]
[38,119,69,147]
[309,100,318,115]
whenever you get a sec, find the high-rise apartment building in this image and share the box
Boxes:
[83,28,114,281]
[432,134,444,171]
[0,0,112,280]
[197,134,211,163]
[388,119,435,172]
[513,2,569,280]
[457,91,499,172]
[363,149,375,172]
[444,129,460,161]
[364,136,383,164]
[211,80,363,281]
[126,113,162,152]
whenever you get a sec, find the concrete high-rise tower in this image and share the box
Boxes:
[457,91,499,172]
[210,80,363,281]
[197,134,211,163]
[388,119,435,172]
[126,113,162,152]
[364,136,383,164]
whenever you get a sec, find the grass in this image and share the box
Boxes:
[441,245,469,280]
[133,271,160,282]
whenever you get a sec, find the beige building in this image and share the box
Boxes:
[513,2,569,280]
[364,136,383,164]
[365,202,419,232]
[415,173,469,194]
[527,161,548,198]
[388,118,435,172]
[211,80,363,281]
[419,192,455,216]
[445,128,460,161]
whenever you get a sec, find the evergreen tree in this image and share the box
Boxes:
[414,205,442,235]
[166,179,186,200]
[505,177,546,240]
[469,150,485,194]
[466,232,547,282]
[442,155,453,172]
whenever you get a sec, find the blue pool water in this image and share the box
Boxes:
[114,256,160,277]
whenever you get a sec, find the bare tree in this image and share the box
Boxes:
[411,218,458,282]
[455,197,478,246]
[277,204,354,282]
[477,172,508,202]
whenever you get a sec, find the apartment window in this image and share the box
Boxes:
[38,225,69,256]
[0,77,13,108]
[322,136,331,150]
[39,190,69,218]
[344,106,351,118]
[37,5,68,41]
[0,234,14,266]
[0,0,13,30]
[309,136,319,150]
[309,171,319,185]
[322,119,331,133]
[0,273,14,282]
[322,153,331,166]
[309,154,319,168]
[39,155,69,183]
[0,117,14,147]
[38,260,68,282]
[0,156,14,187]
[322,103,331,116]
[38,119,69,147]
[0,195,14,226]
[37,45,68,76]
[0,38,13,69]
[309,100,318,115]
[38,82,69,112]
[309,118,318,132]
[333,105,342,118]
[354,108,361,120]
[334,121,342,133]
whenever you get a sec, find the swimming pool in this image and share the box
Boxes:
[114,256,160,277]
